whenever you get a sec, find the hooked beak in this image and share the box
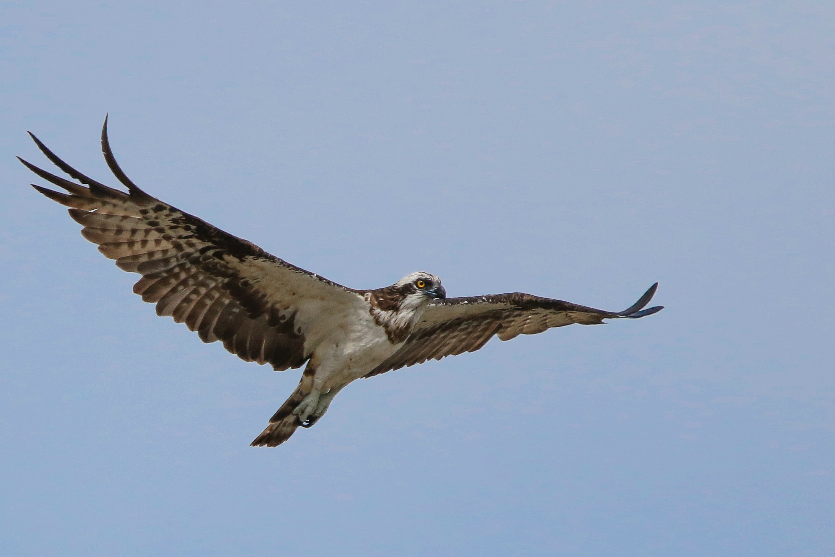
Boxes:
[427,285,446,300]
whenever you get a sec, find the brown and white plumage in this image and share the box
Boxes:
[21,118,663,448]
[367,286,662,377]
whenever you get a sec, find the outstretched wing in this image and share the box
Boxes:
[21,118,365,370]
[365,284,663,377]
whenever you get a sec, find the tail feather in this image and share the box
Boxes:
[250,379,310,448]
[250,415,301,447]
[268,383,308,423]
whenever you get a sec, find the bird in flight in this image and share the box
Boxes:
[20,118,663,447]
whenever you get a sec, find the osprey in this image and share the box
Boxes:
[20,119,664,447]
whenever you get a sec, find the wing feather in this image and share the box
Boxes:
[197,297,230,343]
[260,328,280,365]
[172,277,216,323]
[185,286,221,331]
[23,118,366,371]
[366,288,663,377]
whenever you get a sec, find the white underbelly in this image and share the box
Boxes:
[313,320,402,392]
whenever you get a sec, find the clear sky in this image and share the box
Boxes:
[2,1,833,555]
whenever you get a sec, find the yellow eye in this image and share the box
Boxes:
[416,279,426,289]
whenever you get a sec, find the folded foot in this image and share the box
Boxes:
[292,388,321,426]
[296,385,344,428]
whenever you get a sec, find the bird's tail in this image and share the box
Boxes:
[250,380,310,448]
[250,414,300,447]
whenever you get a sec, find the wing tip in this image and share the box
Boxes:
[99,115,154,203]
[17,155,40,173]
[617,282,661,317]
[23,117,155,204]
[24,126,128,199]
[624,305,664,319]
[31,183,72,205]
[26,130,48,152]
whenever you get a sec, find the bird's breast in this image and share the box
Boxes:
[311,305,405,390]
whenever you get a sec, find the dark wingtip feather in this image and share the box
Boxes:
[618,282,659,317]
[100,115,153,202]
[31,184,73,206]
[19,156,93,196]
[18,155,45,175]
[27,131,47,151]
[624,305,664,319]
[26,129,123,199]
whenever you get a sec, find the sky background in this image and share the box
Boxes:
[1,1,833,555]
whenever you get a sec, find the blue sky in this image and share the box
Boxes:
[2,1,833,555]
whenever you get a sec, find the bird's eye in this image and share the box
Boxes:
[416,279,426,289]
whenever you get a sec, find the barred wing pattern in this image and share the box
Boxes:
[366,285,662,377]
[21,119,364,371]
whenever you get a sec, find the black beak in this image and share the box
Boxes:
[428,285,446,300]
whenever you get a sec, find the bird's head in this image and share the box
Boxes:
[369,271,446,322]
[368,272,446,342]
[394,271,446,302]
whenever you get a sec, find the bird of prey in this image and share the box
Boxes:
[20,118,664,447]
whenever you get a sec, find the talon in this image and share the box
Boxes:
[291,386,343,428]
[292,389,321,424]
[300,416,319,428]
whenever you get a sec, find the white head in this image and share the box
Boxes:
[393,271,446,301]
[368,271,446,343]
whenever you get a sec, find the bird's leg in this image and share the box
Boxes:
[292,388,321,425]
[300,385,345,428]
